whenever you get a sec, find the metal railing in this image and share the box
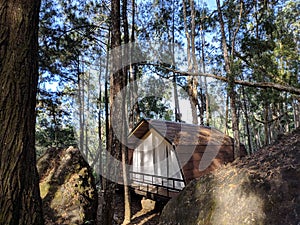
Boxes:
[129,171,185,198]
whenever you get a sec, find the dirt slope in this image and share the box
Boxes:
[159,128,300,225]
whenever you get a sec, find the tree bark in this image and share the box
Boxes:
[189,0,204,125]
[100,0,123,224]
[241,86,253,154]
[293,98,300,129]
[121,0,131,223]
[0,0,44,224]
[200,21,211,126]
[171,0,181,122]
[78,56,85,155]
[216,0,241,158]
[182,0,198,124]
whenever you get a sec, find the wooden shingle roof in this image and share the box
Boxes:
[128,118,234,149]
[127,118,247,185]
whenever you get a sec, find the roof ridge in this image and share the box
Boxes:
[147,118,212,129]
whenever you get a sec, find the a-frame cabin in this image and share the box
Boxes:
[127,119,246,198]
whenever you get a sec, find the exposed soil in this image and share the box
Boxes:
[97,189,167,225]
[159,127,300,225]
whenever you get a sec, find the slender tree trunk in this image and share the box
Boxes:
[96,51,103,188]
[256,128,262,148]
[224,94,229,135]
[190,0,203,124]
[121,0,131,223]
[284,93,290,132]
[263,99,270,145]
[171,0,181,122]
[128,0,140,128]
[182,0,198,124]
[199,16,211,126]
[85,71,91,160]
[216,0,241,158]
[242,86,252,154]
[78,57,85,154]
[0,0,44,224]
[293,97,300,128]
[100,30,111,193]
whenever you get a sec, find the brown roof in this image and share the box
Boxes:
[127,119,234,149]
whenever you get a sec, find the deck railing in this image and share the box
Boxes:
[129,171,185,198]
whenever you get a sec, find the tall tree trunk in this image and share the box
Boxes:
[128,0,140,128]
[78,57,84,154]
[121,0,131,223]
[241,86,253,154]
[100,0,123,224]
[263,98,270,145]
[199,12,211,126]
[182,0,198,124]
[100,31,111,192]
[224,94,229,135]
[293,97,300,128]
[171,0,181,122]
[0,0,44,224]
[85,71,91,161]
[216,0,241,158]
[190,0,204,125]
[96,49,103,188]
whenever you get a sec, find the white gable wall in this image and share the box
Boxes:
[132,129,184,189]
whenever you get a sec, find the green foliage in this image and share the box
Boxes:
[138,76,174,120]
[37,0,300,159]
[36,90,77,156]
[36,124,77,157]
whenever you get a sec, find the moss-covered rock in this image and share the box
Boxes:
[37,147,98,225]
[159,128,300,225]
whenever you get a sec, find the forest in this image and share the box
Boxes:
[0,0,299,224]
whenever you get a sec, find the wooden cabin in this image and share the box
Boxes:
[127,119,246,198]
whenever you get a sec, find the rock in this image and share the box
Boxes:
[141,197,156,211]
[37,147,98,225]
[159,128,300,225]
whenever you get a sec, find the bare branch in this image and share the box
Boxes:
[140,62,300,95]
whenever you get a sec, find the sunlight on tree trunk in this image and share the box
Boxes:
[122,0,131,223]
[182,0,199,124]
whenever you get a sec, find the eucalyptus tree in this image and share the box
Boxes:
[137,0,185,122]
[216,0,243,157]
[236,0,300,146]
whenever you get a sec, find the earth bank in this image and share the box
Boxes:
[159,128,300,225]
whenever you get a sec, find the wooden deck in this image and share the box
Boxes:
[129,171,185,199]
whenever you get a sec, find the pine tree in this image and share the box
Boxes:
[0,0,44,224]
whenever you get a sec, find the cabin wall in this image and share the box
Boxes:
[131,129,184,189]
[176,144,234,183]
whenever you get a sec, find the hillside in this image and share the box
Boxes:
[159,128,300,225]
